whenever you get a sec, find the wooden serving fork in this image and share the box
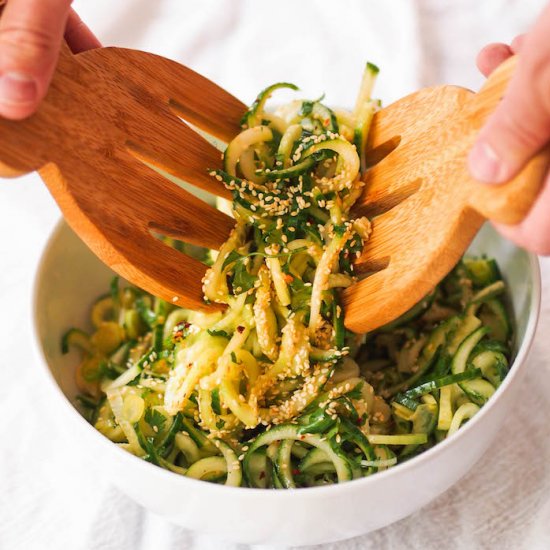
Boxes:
[0,44,245,311]
[343,55,549,332]
[0,47,546,332]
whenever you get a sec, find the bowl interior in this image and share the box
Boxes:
[34,220,536,402]
[34,221,540,484]
[35,222,115,400]
[467,224,536,358]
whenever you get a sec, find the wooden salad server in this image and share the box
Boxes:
[0,47,546,332]
[0,43,245,311]
[343,55,550,333]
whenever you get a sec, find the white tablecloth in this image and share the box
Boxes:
[1,1,550,548]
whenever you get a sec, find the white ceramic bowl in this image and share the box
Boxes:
[32,220,540,546]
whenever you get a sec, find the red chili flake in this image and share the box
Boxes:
[259,471,266,480]
[284,274,294,284]
[299,435,305,440]
[356,417,362,425]
[174,322,190,337]
[292,469,300,476]
[237,325,245,333]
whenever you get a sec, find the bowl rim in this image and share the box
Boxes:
[31,219,542,500]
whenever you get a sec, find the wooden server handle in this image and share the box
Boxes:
[465,55,550,224]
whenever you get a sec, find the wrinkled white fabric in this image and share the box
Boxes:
[1,1,549,548]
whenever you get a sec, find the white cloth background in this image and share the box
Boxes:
[1,0,549,548]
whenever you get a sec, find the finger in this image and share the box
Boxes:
[476,42,513,77]
[468,3,550,184]
[0,0,72,120]
[65,8,101,53]
[493,172,550,255]
[510,33,526,53]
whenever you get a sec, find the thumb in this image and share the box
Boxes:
[0,0,73,120]
[468,4,550,183]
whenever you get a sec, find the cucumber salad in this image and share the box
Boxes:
[65,64,512,488]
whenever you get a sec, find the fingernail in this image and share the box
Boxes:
[468,141,509,183]
[0,72,37,106]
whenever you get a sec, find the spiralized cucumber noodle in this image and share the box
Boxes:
[66,63,512,488]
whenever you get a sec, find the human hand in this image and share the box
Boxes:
[468,4,550,255]
[0,0,100,120]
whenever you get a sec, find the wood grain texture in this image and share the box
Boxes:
[0,44,246,310]
[344,55,549,333]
